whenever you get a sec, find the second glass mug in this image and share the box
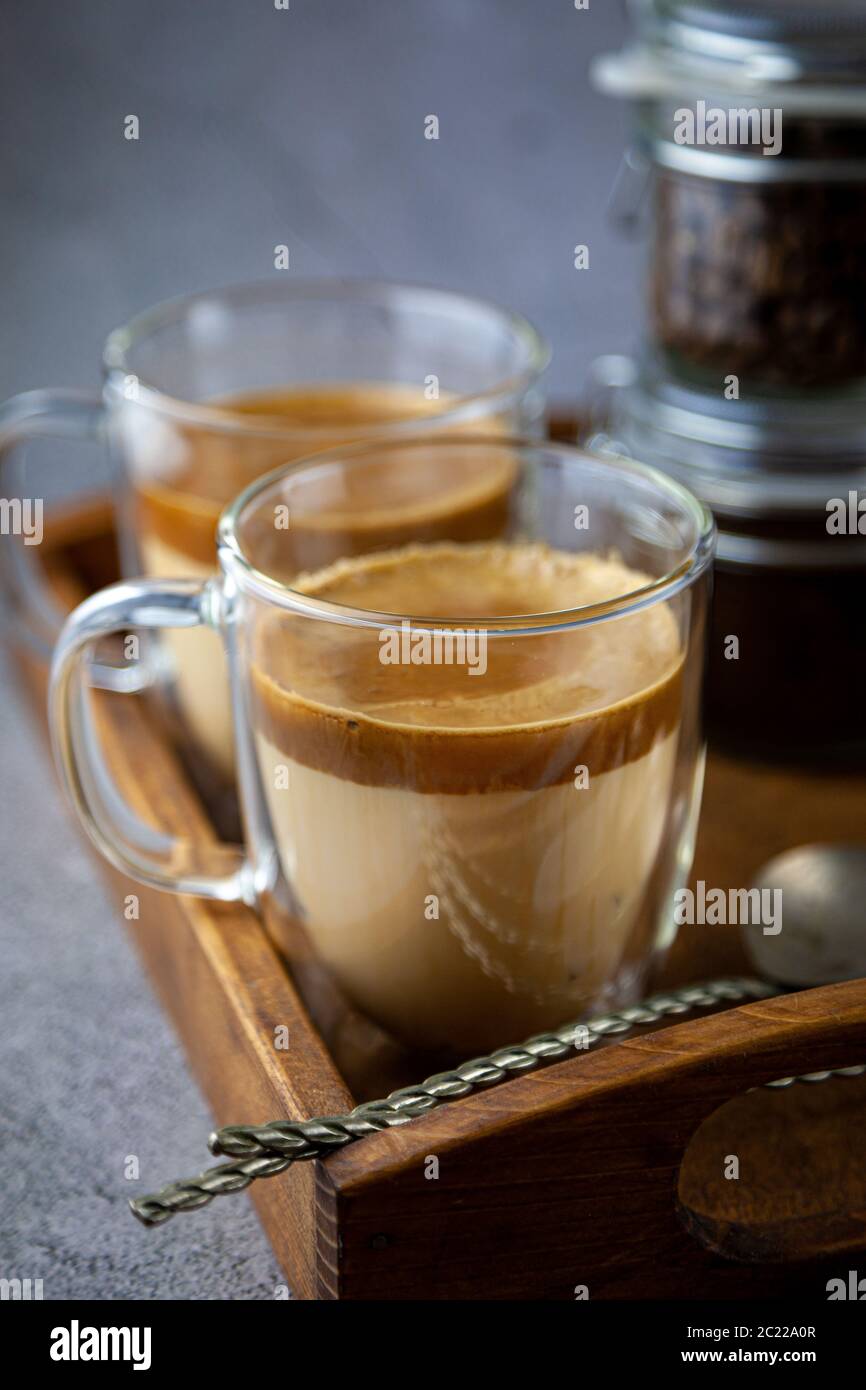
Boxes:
[1,278,547,779]
[50,438,715,1056]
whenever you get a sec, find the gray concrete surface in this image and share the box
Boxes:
[0,0,636,1299]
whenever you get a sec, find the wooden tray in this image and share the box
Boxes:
[8,493,866,1300]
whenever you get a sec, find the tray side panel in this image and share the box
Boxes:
[321,981,866,1299]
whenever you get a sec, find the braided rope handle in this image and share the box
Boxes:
[130,976,785,1227]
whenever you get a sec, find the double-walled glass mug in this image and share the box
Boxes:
[51,438,715,1056]
[1,279,548,778]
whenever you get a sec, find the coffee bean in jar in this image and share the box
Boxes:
[594,0,866,391]
[587,351,866,763]
[652,135,866,388]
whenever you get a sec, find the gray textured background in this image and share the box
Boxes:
[0,0,636,1299]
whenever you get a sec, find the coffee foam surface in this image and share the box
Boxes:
[132,384,512,565]
[251,542,683,792]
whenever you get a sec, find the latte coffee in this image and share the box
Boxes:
[132,385,513,774]
[251,541,683,1053]
[52,436,712,1060]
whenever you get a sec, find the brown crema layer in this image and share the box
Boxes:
[251,662,683,793]
[131,383,513,567]
[249,542,684,794]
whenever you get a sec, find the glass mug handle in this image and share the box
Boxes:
[49,575,256,904]
[0,388,151,693]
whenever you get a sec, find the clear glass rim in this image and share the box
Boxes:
[102,278,550,436]
[217,435,716,633]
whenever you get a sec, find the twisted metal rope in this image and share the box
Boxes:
[764,1064,866,1088]
[130,976,781,1227]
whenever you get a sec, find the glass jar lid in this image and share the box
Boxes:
[594,0,866,113]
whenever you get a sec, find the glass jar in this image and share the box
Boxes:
[594,0,866,389]
[587,351,866,764]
